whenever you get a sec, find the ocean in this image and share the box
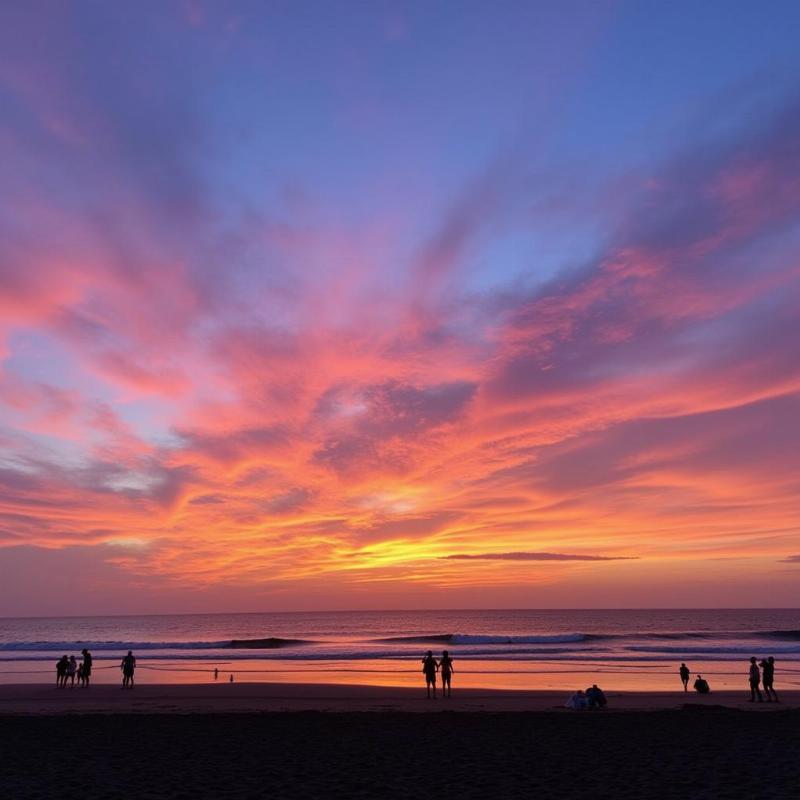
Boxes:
[2,609,798,691]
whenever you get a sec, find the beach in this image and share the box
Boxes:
[2,684,800,799]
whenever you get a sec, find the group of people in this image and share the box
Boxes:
[748,656,778,702]
[679,657,779,701]
[55,649,92,687]
[565,685,607,710]
[54,649,138,688]
[421,650,455,698]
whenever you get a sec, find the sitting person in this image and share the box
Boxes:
[693,675,710,694]
[585,684,607,709]
[565,689,588,710]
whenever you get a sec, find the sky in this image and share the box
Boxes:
[1,1,799,615]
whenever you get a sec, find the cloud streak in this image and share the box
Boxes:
[441,552,638,562]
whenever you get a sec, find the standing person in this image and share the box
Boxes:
[56,656,68,687]
[77,661,85,687]
[748,656,763,702]
[81,648,93,688]
[440,650,454,698]
[679,663,690,692]
[120,650,136,689]
[67,655,77,687]
[214,668,219,681]
[421,650,438,699]
[761,657,778,702]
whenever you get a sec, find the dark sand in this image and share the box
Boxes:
[2,685,799,799]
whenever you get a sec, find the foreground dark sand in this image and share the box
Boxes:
[3,708,800,799]
[3,685,800,799]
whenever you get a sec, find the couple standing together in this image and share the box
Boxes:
[421,650,454,698]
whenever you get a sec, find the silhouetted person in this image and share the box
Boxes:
[77,662,85,686]
[421,650,438,699]
[56,655,68,688]
[440,650,454,698]
[748,656,763,702]
[67,655,77,687]
[761,656,778,702]
[566,689,587,710]
[121,650,136,689]
[229,673,234,683]
[81,648,92,687]
[586,684,607,709]
[214,668,219,681]
[693,675,710,694]
[679,663,690,692]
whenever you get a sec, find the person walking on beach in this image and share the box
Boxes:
[748,656,763,702]
[440,650,454,698]
[422,650,438,699]
[81,648,92,687]
[121,650,136,689]
[679,663,690,692]
[214,668,219,681]
[761,656,778,702]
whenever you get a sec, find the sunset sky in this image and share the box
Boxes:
[1,1,799,615]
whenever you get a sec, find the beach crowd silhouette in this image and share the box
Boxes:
[54,644,780,703]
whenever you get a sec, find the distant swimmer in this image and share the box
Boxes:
[693,675,710,694]
[748,657,763,703]
[679,663,690,692]
[421,650,438,699]
[761,656,778,702]
[440,650,454,698]
[121,650,137,689]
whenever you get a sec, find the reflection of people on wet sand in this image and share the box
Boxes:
[679,663,690,692]
[440,650,454,698]
[748,657,763,703]
[760,656,778,702]
[421,651,438,699]
[121,650,136,689]
[693,675,710,694]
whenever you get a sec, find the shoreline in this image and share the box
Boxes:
[2,681,799,714]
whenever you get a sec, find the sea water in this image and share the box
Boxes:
[1,608,798,691]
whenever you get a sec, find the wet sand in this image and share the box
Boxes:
[1,681,799,713]
[2,684,799,799]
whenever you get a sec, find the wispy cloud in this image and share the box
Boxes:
[440,552,638,562]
